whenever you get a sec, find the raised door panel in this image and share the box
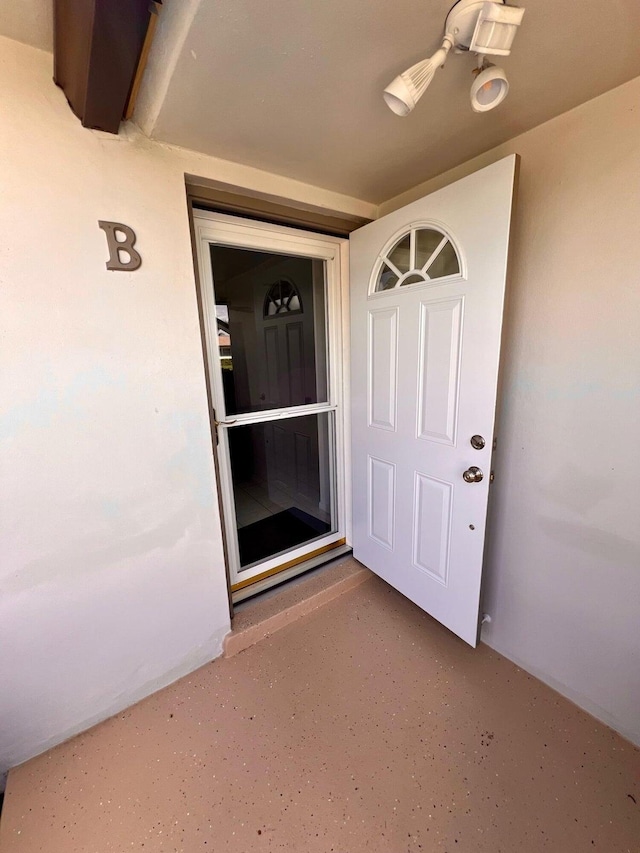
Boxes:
[264,326,281,407]
[417,297,463,446]
[413,473,453,585]
[367,456,396,550]
[368,307,398,432]
[286,321,305,405]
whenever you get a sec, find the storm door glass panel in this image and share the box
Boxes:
[228,412,337,568]
[209,245,328,415]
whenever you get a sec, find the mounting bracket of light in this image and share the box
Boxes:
[383,0,525,117]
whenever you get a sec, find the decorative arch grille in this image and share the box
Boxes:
[263,279,303,317]
[372,226,461,293]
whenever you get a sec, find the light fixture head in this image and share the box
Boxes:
[383,39,452,117]
[470,63,509,112]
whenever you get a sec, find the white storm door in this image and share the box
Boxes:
[349,156,517,646]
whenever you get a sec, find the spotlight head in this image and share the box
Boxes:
[383,61,431,116]
[470,63,509,112]
[383,40,452,116]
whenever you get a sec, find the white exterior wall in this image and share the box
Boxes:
[382,76,640,746]
[0,36,374,780]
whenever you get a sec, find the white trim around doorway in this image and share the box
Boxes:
[193,210,352,599]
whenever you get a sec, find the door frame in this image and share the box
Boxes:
[193,210,352,599]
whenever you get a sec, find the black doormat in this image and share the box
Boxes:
[238,507,330,567]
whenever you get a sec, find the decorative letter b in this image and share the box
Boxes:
[98,221,142,271]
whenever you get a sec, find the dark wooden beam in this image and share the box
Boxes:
[53,0,161,134]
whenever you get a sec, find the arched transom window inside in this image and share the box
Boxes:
[373,227,461,293]
[264,279,303,317]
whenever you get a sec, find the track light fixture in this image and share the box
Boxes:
[383,0,525,116]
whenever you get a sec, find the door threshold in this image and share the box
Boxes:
[231,541,351,604]
[224,554,370,657]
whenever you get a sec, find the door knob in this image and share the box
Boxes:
[463,466,484,483]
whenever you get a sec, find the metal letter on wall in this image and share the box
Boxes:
[98,221,142,271]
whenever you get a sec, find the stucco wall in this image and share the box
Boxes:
[382,76,640,745]
[0,35,373,781]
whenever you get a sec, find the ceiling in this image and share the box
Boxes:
[4,1,640,205]
[138,0,640,203]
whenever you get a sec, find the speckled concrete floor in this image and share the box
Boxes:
[1,576,639,852]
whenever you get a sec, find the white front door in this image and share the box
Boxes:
[349,156,517,646]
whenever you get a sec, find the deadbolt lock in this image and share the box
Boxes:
[463,466,484,483]
[470,434,486,450]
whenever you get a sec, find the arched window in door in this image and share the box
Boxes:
[264,279,303,317]
[371,225,462,293]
